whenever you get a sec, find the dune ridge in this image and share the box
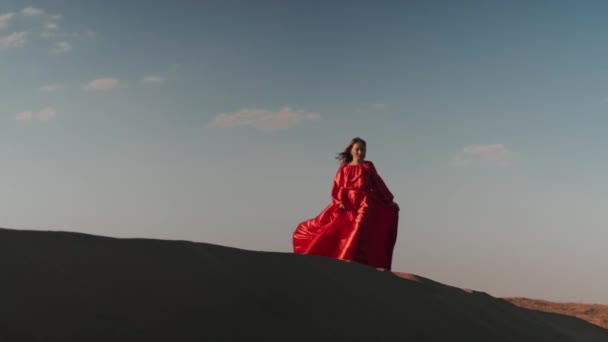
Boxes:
[0,227,606,341]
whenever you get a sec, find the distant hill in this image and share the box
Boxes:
[504,297,608,330]
[1,227,606,341]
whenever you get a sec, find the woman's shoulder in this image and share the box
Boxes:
[363,160,378,172]
[336,162,348,171]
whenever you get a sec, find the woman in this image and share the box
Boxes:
[293,137,400,271]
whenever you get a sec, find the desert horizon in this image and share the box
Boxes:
[392,271,608,330]
[3,2,608,339]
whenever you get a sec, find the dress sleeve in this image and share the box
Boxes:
[331,164,344,204]
[368,161,394,204]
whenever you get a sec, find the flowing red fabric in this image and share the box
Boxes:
[293,161,399,270]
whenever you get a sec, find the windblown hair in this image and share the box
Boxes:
[336,137,367,163]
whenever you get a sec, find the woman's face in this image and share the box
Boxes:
[350,142,366,162]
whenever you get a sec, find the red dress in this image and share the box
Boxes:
[293,161,399,270]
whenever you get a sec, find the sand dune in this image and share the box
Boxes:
[1,227,606,341]
[391,272,608,330]
[504,297,608,330]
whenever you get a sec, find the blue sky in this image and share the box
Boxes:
[2,1,607,303]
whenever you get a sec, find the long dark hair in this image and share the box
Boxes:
[336,137,366,163]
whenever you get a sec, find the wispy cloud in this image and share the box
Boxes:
[138,64,180,86]
[84,77,120,91]
[141,76,164,85]
[213,107,320,131]
[41,30,66,40]
[50,41,72,54]
[39,83,64,92]
[16,111,33,121]
[21,7,45,17]
[16,106,57,121]
[43,30,97,41]
[0,31,26,48]
[74,30,97,40]
[0,12,15,29]
[13,6,90,55]
[449,144,516,168]
[37,106,57,121]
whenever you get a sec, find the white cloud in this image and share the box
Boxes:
[1,8,85,56]
[213,107,320,131]
[22,7,45,16]
[0,12,15,29]
[41,30,67,40]
[448,155,473,168]
[141,76,164,85]
[81,30,97,40]
[17,9,84,55]
[37,106,57,121]
[0,31,26,48]
[450,144,516,168]
[16,111,33,121]
[64,30,97,41]
[39,83,64,92]
[84,78,120,91]
[51,41,72,54]
[16,106,57,121]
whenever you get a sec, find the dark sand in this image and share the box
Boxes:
[1,227,606,341]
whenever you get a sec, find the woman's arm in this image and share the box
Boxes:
[331,164,344,206]
[368,161,396,206]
